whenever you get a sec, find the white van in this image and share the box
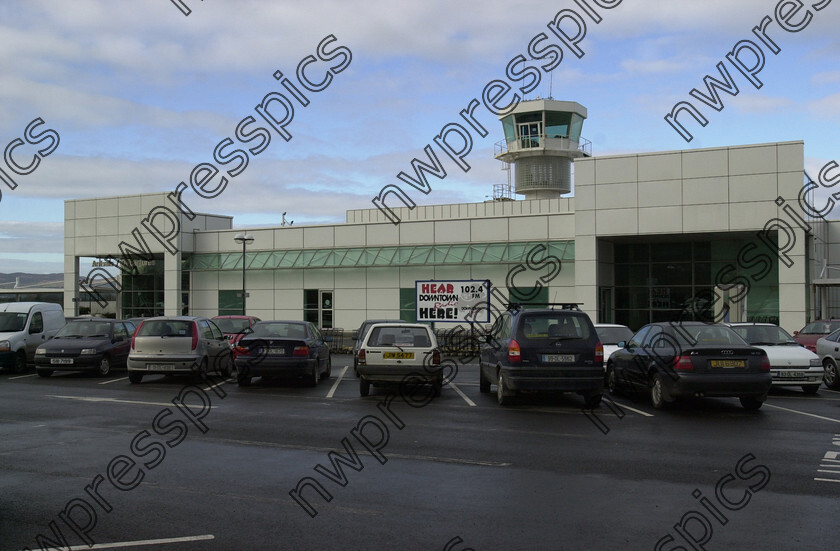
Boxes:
[0,302,66,373]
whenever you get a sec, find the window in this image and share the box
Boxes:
[218,290,244,316]
[29,312,43,333]
[114,323,128,340]
[209,321,223,340]
[399,288,416,322]
[304,289,319,325]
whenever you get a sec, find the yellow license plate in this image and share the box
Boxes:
[710,360,746,368]
[383,352,414,359]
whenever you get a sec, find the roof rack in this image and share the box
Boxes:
[506,302,583,311]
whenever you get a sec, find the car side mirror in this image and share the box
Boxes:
[793,330,799,336]
[113,336,123,342]
[29,325,41,334]
[351,331,359,340]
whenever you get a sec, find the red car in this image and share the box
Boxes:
[793,320,840,352]
[212,315,261,348]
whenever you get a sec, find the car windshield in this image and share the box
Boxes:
[214,318,252,333]
[137,320,194,337]
[596,326,634,344]
[730,325,796,345]
[674,325,747,347]
[368,326,431,347]
[520,314,591,340]
[0,312,28,332]
[251,322,308,339]
[800,321,840,334]
[56,321,112,338]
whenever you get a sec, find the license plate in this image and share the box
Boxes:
[147,363,174,370]
[50,358,73,365]
[266,348,285,355]
[383,352,414,359]
[710,360,746,368]
[543,354,575,363]
[776,371,804,378]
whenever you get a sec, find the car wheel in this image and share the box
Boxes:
[360,377,370,397]
[802,384,820,395]
[497,371,513,406]
[739,395,765,410]
[823,359,840,390]
[96,356,111,377]
[606,365,620,395]
[128,372,143,384]
[584,392,602,409]
[650,373,669,409]
[479,369,490,393]
[194,358,208,379]
[12,351,26,374]
[37,369,53,378]
[308,365,319,387]
[433,374,443,397]
[237,372,252,387]
[220,354,233,378]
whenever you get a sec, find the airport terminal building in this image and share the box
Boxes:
[62,100,840,333]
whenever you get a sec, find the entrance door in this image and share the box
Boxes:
[599,287,613,323]
[319,291,333,329]
[715,284,747,323]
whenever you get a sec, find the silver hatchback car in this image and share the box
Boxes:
[127,316,232,384]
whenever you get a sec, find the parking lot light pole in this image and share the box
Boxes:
[234,233,254,315]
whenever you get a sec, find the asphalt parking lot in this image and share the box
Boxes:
[2,354,839,550]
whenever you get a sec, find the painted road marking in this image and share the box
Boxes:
[814,477,840,483]
[202,378,234,393]
[448,381,476,406]
[62,534,214,550]
[326,366,348,398]
[99,377,128,385]
[607,398,654,417]
[764,403,840,423]
[8,373,37,379]
[47,395,217,409]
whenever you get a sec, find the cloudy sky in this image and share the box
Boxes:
[0,0,837,273]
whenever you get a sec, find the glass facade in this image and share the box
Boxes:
[187,241,574,272]
[613,239,779,330]
[121,260,164,318]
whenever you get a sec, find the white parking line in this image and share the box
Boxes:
[817,468,840,474]
[448,381,476,406]
[62,534,214,550]
[606,399,654,417]
[326,366,348,398]
[764,403,840,423]
[47,395,217,409]
[814,477,840,483]
[202,379,234,393]
[8,373,37,380]
[99,377,128,385]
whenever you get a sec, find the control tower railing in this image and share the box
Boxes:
[495,135,592,158]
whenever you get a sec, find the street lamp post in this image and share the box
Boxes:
[233,233,254,315]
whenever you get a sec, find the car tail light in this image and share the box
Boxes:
[191,322,199,351]
[674,356,694,371]
[131,321,143,351]
[235,345,250,356]
[508,339,521,363]
[595,341,603,365]
[358,349,366,365]
[293,345,309,357]
[432,349,441,365]
[760,354,771,372]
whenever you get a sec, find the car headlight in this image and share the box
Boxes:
[80,348,98,355]
[0,341,9,352]
[35,348,47,355]
[810,358,822,367]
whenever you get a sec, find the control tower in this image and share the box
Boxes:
[494,99,591,200]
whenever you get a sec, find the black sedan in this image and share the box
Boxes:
[234,321,331,387]
[605,322,771,410]
[35,318,135,377]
